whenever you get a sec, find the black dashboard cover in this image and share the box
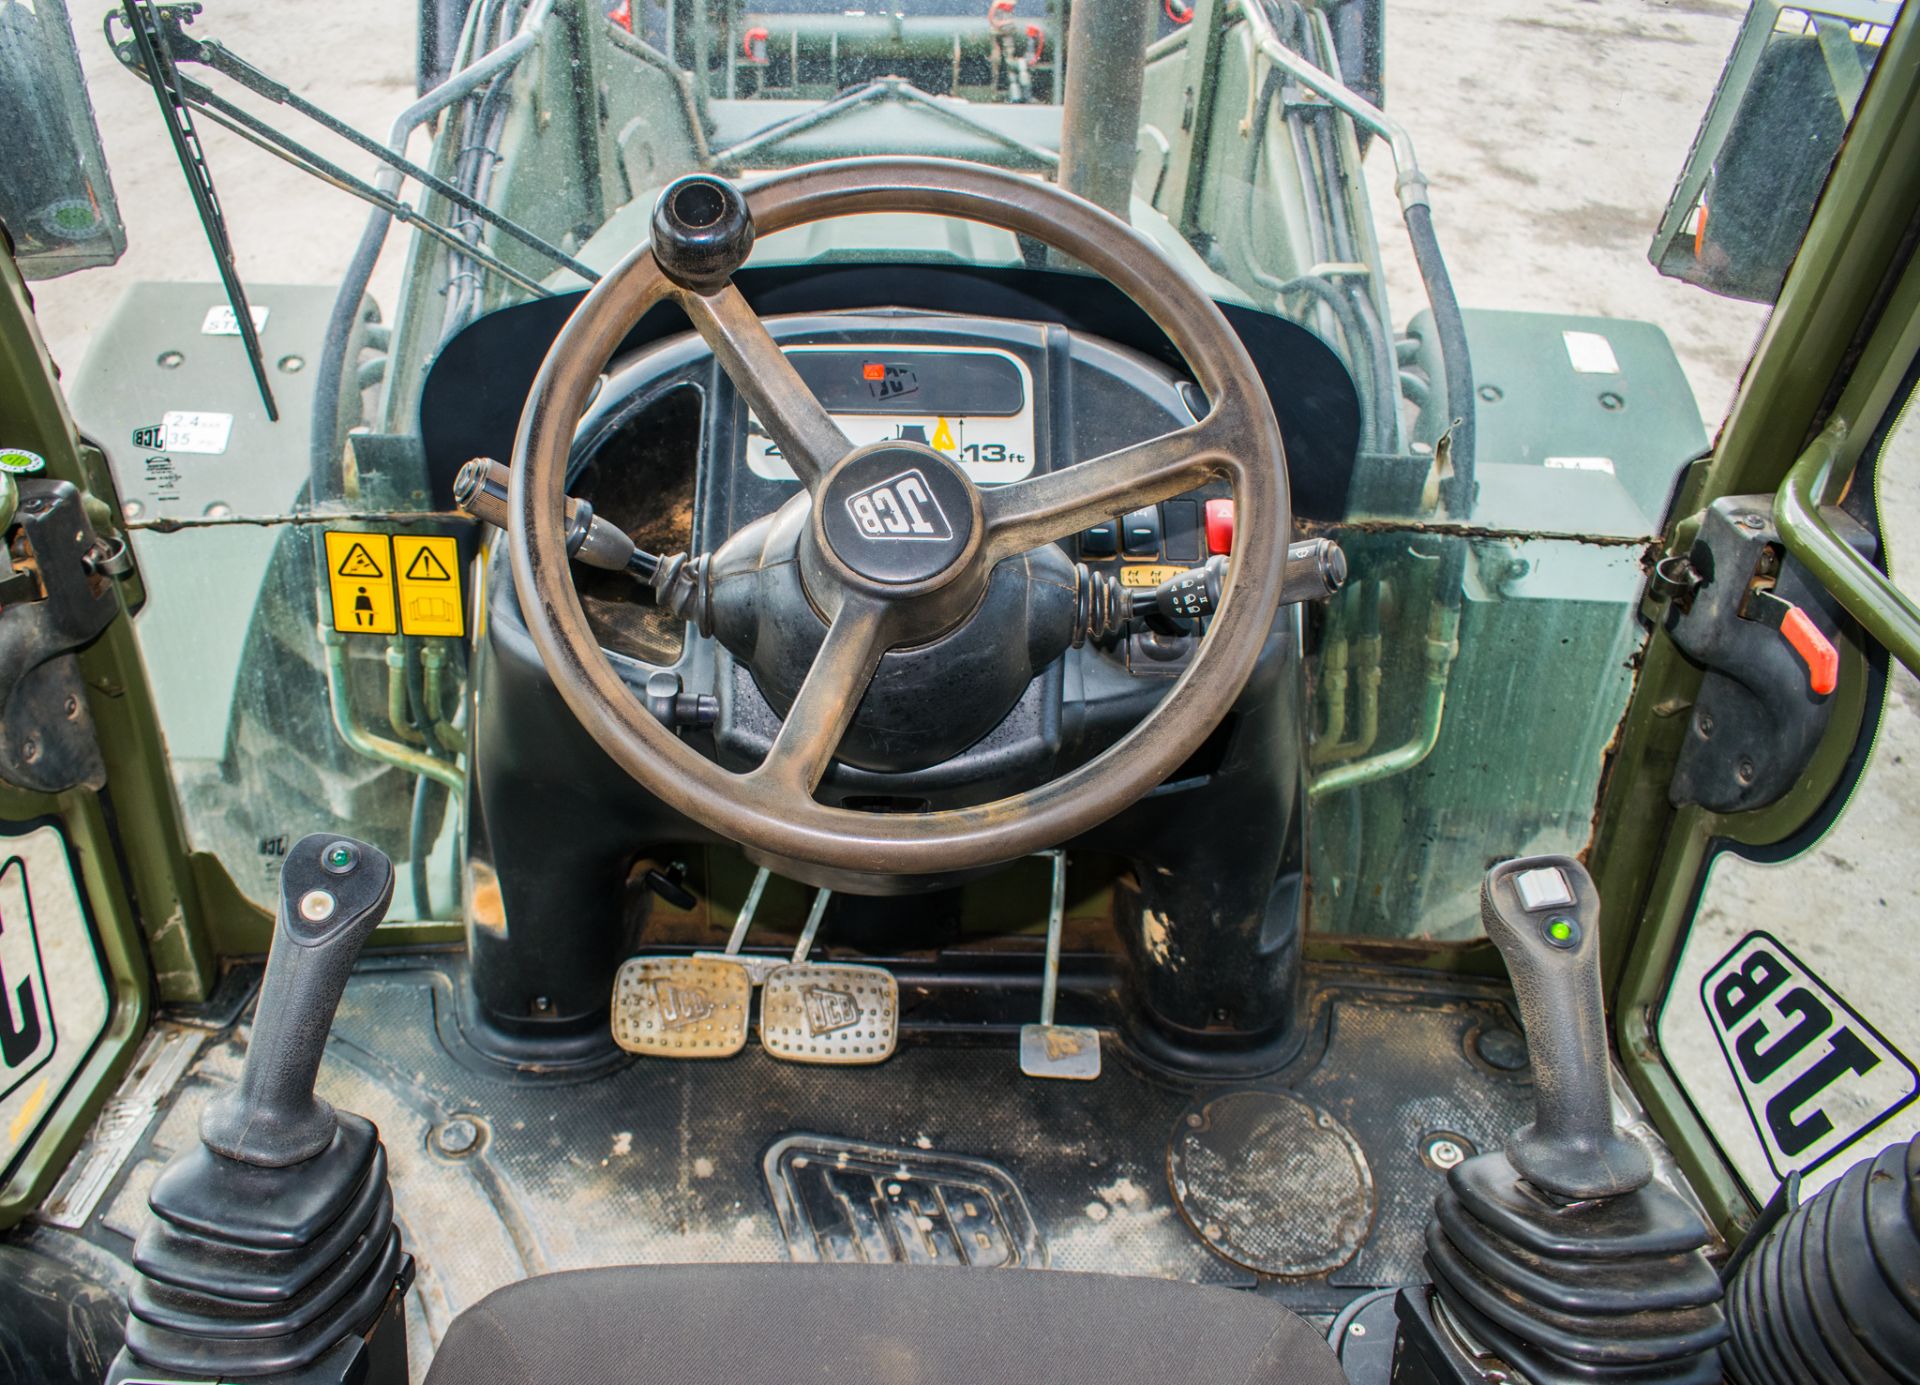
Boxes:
[419,263,1362,520]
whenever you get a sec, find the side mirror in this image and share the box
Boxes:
[0,0,125,279]
[1649,0,1894,304]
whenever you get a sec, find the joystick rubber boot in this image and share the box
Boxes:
[110,835,413,1383]
[1409,856,1728,1383]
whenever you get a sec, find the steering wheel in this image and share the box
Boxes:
[509,157,1290,879]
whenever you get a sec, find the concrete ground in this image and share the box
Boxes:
[27,0,1918,1202]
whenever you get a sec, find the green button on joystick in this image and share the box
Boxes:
[1544,917,1578,949]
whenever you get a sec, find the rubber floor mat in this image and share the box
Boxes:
[44,959,1535,1376]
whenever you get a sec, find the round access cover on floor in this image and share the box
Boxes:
[1168,1090,1376,1277]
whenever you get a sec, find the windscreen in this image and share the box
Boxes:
[14,0,1881,942]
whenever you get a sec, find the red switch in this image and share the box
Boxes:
[1780,605,1839,696]
[1204,498,1235,555]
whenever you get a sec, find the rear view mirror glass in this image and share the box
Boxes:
[1649,0,1895,304]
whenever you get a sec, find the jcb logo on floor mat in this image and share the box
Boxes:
[1703,931,1919,1180]
[844,469,952,542]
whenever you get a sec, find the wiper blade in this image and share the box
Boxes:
[106,4,600,290]
[118,0,277,421]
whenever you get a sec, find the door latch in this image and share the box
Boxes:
[1660,494,1872,814]
[0,478,130,793]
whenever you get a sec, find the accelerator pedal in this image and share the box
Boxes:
[611,956,751,1058]
[760,888,899,1065]
[1019,851,1101,1080]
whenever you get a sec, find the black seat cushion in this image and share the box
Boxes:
[422,1262,1348,1385]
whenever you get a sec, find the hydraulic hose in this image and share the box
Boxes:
[1406,201,1476,516]
[308,1,551,505]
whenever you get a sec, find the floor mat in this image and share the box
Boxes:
[41,958,1535,1376]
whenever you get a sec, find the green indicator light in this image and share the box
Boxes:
[326,846,354,868]
[1548,919,1575,942]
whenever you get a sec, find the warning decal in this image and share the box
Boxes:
[394,535,464,637]
[323,531,397,635]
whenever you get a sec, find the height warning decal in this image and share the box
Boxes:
[324,530,465,637]
[394,536,464,636]
[324,531,398,635]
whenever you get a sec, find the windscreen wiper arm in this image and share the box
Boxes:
[106,4,600,289]
[118,0,278,421]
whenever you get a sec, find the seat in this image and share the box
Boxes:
[422,1262,1349,1385]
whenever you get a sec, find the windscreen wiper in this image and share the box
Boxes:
[118,0,277,420]
[105,4,600,295]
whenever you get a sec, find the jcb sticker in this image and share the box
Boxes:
[394,535,464,637]
[324,531,397,635]
[1702,930,1919,1181]
[0,856,55,1103]
[0,825,108,1171]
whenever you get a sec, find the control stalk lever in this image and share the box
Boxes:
[1075,538,1345,645]
[454,456,661,583]
[1478,854,1649,1199]
[1402,854,1727,1385]
[114,835,414,1384]
[201,834,396,1166]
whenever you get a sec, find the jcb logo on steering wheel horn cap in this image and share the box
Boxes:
[844,468,953,542]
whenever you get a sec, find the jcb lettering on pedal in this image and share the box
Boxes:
[1702,931,1918,1180]
[844,469,953,542]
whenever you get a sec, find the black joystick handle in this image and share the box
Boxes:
[200,834,394,1168]
[1480,854,1652,1200]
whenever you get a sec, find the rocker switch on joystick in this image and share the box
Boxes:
[110,834,414,1385]
[1399,854,1727,1385]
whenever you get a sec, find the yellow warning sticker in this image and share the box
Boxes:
[1118,564,1184,589]
[324,531,397,634]
[394,535,465,637]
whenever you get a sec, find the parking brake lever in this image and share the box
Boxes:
[199,834,394,1167]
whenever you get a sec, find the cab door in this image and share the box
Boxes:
[0,243,210,1229]
[1598,0,1920,1236]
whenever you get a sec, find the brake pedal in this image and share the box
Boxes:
[611,956,751,1058]
[759,889,899,1065]
[1019,851,1101,1080]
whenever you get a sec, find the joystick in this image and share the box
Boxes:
[1398,855,1727,1384]
[108,835,412,1385]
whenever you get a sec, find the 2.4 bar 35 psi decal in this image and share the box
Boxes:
[1702,930,1920,1182]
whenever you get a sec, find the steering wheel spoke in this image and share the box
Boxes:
[979,418,1231,563]
[745,596,893,797]
[676,283,851,491]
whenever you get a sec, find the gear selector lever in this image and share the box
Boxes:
[109,835,413,1385]
[1399,855,1727,1385]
